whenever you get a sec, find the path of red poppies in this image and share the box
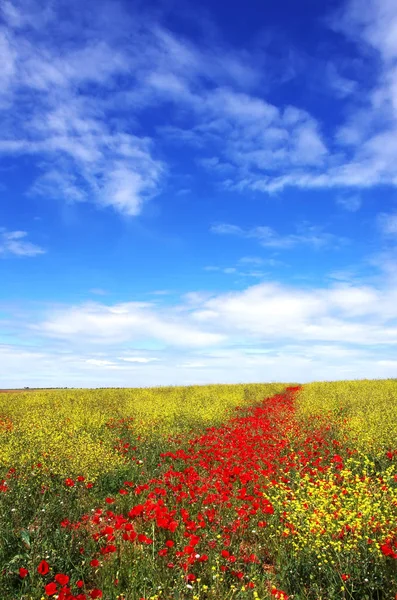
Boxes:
[44,385,340,600]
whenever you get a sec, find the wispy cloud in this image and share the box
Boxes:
[325,62,358,99]
[204,265,266,279]
[166,95,329,191]
[333,0,397,62]
[336,194,362,212]
[118,357,159,363]
[204,256,286,280]
[1,0,397,214]
[0,0,164,216]
[322,0,397,188]
[377,211,397,235]
[85,359,116,367]
[163,0,397,194]
[211,222,346,249]
[0,228,45,257]
[238,256,266,266]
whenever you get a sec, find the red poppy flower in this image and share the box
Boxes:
[38,560,50,575]
[90,559,100,567]
[76,580,84,588]
[101,544,117,554]
[45,582,58,596]
[90,590,103,599]
[60,519,70,528]
[55,573,70,586]
[19,567,28,578]
[270,589,289,600]
[380,541,397,558]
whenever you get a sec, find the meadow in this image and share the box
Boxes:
[1,380,397,600]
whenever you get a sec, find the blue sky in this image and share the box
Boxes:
[1,0,397,387]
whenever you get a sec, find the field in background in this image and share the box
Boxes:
[0,383,287,481]
[1,380,397,599]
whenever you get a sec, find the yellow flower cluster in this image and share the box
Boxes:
[267,460,397,557]
[296,379,397,456]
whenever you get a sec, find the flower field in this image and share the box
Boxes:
[1,380,397,600]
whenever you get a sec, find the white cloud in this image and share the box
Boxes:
[204,256,286,281]
[336,194,362,212]
[0,29,16,96]
[25,276,397,355]
[192,281,397,345]
[334,0,397,62]
[222,267,237,274]
[38,301,224,347]
[85,359,116,367]
[0,228,45,257]
[368,247,397,285]
[211,222,346,250]
[238,256,265,266]
[211,224,242,236]
[99,162,160,216]
[205,264,266,279]
[118,357,159,363]
[378,211,397,235]
[326,62,358,98]
[328,269,359,282]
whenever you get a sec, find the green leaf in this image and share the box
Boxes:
[20,529,30,549]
